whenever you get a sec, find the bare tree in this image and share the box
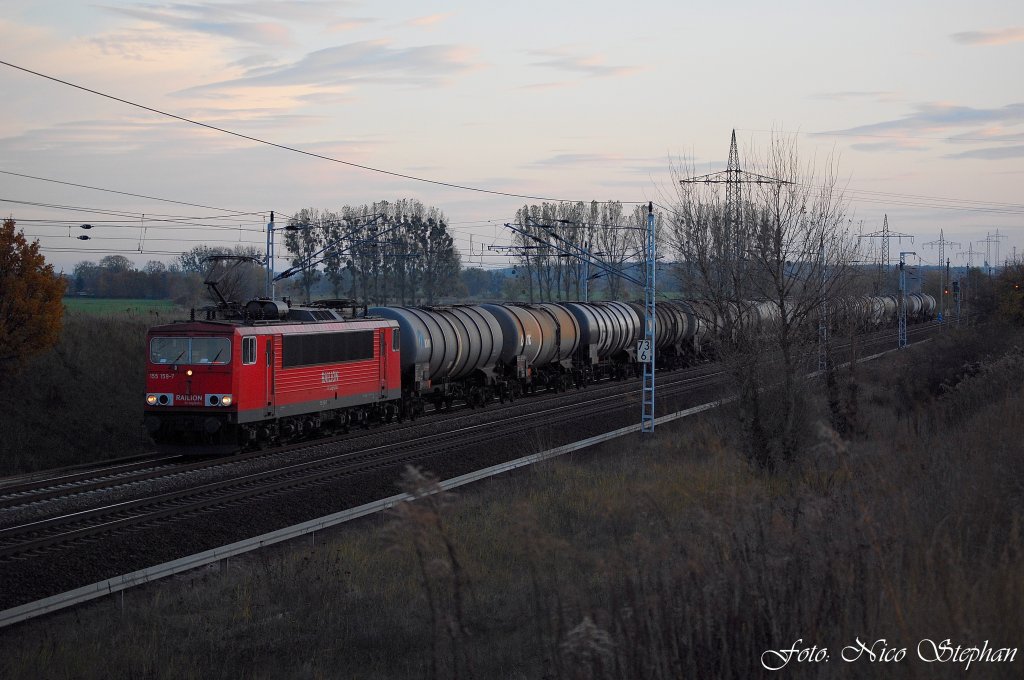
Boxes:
[591,201,629,300]
[284,208,326,303]
[178,244,264,305]
[670,132,858,468]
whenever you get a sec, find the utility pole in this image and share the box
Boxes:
[859,214,913,294]
[265,210,275,299]
[641,202,657,433]
[679,130,793,300]
[956,243,983,325]
[953,278,962,327]
[924,230,959,321]
[958,242,983,271]
[505,214,653,431]
[818,234,828,372]
[980,232,1005,278]
[898,251,916,349]
[981,233,995,277]
[945,258,951,320]
[582,238,592,303]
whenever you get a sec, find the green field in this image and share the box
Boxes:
[62,297,183,317]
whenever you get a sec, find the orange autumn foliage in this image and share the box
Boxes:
[0,218,66,367]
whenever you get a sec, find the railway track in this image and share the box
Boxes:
[0,358,724,515]
[0,365,730,561]
[0,321,939,564]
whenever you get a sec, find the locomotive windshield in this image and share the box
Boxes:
[150,336,231,365]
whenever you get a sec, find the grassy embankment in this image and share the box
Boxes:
[1,325,1022,679]
[0,302,183,474]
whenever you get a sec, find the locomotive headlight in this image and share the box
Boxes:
[146,394,158,406]
[186,369,193,376]
[220,395,233,407]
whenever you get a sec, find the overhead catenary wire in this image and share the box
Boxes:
[0,59,645,206]
[0,169,262,215]
[4,57,1018,267]
[738,127,1024,144]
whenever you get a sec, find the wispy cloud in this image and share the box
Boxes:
[180,40,480,94]
[407,13,452,27]
[944,145,1024,160]
[849,140,930,153]
[820,102,1024,153]
[528,153,668,176]
[530,153,625,167]
[833,102,1024,134]
[103,4,292,44]
[945,128,1024,144]
[327,18,375,32]
[950,27,1024,46]
[88,29,202,60]
[519,81,575,91]
[100,2,366,45]
[527,49,641,78]
[811,91,899,103]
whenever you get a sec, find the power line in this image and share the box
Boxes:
[838,186,1024,209]
[0,169,262,214]
[739,127,1024,144]
[0,59,645,205]
[1,198,267,230]
[21,218,265,233]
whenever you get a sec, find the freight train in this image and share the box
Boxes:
[144,293,935,452]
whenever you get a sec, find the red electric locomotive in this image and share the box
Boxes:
[144,304,402,453]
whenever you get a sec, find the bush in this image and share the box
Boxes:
[0,311,152,473]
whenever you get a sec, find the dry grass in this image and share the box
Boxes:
[2,328,1023,678]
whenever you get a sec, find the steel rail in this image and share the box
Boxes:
[0,327,942,629]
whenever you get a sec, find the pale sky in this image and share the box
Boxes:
[2,0,1022,275]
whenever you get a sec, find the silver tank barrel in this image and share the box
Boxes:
[370,305,504,381]
[481,303,542,365]
[594,301,641,355]
[523,303,578,365]
[447,305,502,377]
[561,302,618,358]
[369,307,457,379]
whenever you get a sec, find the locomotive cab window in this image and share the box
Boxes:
[150,336,189,364]
[392,328,400,352]
[149,337,231,365]
[242,336,257,365]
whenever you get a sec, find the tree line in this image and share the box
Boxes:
[68,247,262,307]
[282,199,461,306]
[507,200,665,302]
